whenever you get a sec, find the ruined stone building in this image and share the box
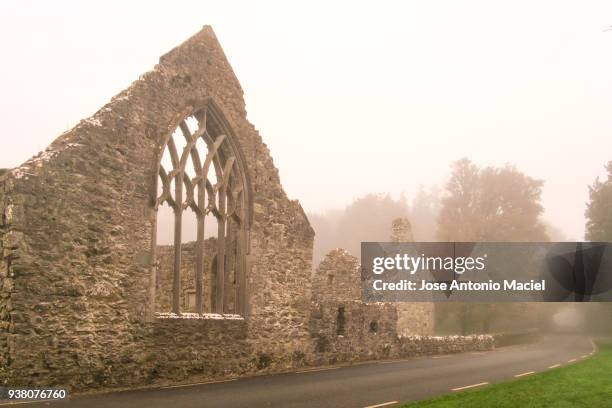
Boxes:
[0,27,486,390]
[310,248,401,363]
[391,218,435,337]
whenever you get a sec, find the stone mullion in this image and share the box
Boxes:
[224,216,236,313]
[214,153,236,314]
[195,181,205,315]
[180,119,207,316]
[172,171,183,314]
[236,199,246,316]
[215,191,226,314]
[163,136,183,315]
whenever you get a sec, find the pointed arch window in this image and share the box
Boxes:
[150,100,251,317]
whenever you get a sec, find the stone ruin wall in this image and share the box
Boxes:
[310,300,401,364]
[391,217,435,336]
[309,249,492,364]
[310,249,400,363]
[0,27,490,391]
[0,176,13,373]
[0,26,314,390]
[395,303,434,336]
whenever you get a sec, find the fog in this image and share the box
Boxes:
[309,158,576,265]
[552,303,612,336]
[1,1,612,242]
[306,160,612,335]
[434,303,612,336]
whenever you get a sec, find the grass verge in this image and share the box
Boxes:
[403,340,612,408]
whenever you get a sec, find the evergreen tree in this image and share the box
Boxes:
[585,161,612,241]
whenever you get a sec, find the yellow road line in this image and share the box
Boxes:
[514,371,535,378]
[548,364,561,369]
[568,358,577,363]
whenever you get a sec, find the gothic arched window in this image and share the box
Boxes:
[150,100,251,317]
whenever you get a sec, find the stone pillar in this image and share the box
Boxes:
[391,218,413,243]
[390,217,434,336]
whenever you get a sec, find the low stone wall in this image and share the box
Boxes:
[398,335,494,356]
[396,303,435,336]
[492,329,541,348]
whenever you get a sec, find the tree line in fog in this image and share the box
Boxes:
[308,157,581,266]
[308,158,612,335]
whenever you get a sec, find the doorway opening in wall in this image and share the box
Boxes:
[149,100,251,319]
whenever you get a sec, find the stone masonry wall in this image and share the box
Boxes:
[395,303,434,336]
[0,176,11,374]
[391,218,414,243]
[391,217,435,336]
[0,174,32,384]
[397,335,494,355]
[310,249,400,363]
[310,249,491,363]
[311,248,361,303]
[310,300,400,364]
[0,26,314,389]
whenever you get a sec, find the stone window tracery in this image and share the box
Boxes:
[150,101,250,317]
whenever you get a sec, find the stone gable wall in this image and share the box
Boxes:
[312,248,361,303]
[0,26,313,389]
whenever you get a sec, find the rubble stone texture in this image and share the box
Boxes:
[390,218,435,336]
[310,249,491,363]
[0,27,488,390]
[0,26,313,389]
[310,249,401,363]
[391,217,414,242]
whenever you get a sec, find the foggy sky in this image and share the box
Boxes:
[1,1,612,239]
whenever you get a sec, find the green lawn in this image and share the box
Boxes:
[403,340,612,408]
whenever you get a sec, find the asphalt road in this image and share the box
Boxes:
[6,335,594,408]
